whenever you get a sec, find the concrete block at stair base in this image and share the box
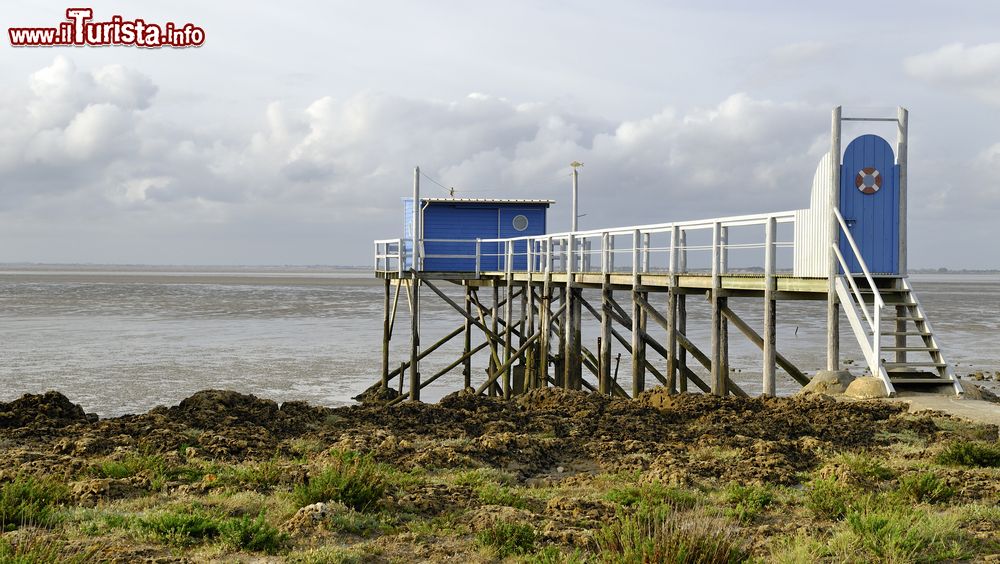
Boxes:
[798,370,855,396]
[844,377,890,400]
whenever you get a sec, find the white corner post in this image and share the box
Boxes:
[896,107,908,277]
[571,167,579,232]
[413,166,421,271]
[826,107,842,371]
[410,166,421,401]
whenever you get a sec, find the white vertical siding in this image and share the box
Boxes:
[793,153,832,277]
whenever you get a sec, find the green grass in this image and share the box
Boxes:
[476,482,529,509]
[723,484,774,524]
[827,452,896,485]
[293,450,386,511]
[803,477,853,520]
[935,440,1000,468]
[326,507,392,537]
[596,506,748,564]
[524,545,587,563]
[0,531,99,563]
[220,512,289,554]
[475,520,536,558]
[605,482,699,510]
[90,453,206,489]
[896,471,955,504]
[214,458,286,491]
[841,506,970,562]
[0,476,71,530]
[453,467,517,488]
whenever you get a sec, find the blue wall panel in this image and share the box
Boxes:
[415,202,549,272]
[839,134,899,274]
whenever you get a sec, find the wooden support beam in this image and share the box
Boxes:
[409,276,420,402]
[678,294,688,393]
[388,341,490,405]
[600,283,612,395]
[382,279,391,389]
[539,275,551,388]
[475,332,541,395]
[720,304,810,387]
[503,275,514,399]
[763,216,777,397]
[383,324,465,383]
[525,282,536,390]
[463,284,473,389]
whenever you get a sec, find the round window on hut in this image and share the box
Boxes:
[512,214,529,232]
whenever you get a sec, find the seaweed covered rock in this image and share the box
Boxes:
[0,391,96,429]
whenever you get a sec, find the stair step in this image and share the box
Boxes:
[884,361,947,368]
[881,346,939,352]
[888,377,952,384]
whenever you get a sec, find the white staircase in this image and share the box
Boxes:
[832,209,963,397]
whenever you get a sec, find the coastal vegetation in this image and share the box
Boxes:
[0,387,997,562]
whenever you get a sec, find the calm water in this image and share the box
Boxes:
[1,266,997,417]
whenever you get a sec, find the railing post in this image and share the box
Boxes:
[679,229,687,274]
[546,236,553,273]
[720,226,728,274]
[601,232,609,275]
[827,106,842,371]
[669,226,678,276]
[642,232,650,273]
[475,238,481,277]
[506,242,514,277]
[631,229,640,285]
[566,235,574,275]
[527,239,534,274]
[397,238,404,277]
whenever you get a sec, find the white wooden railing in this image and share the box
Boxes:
[831,208,892,393]
[378,210,799,277]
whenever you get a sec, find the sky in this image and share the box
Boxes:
[1,1,999,268]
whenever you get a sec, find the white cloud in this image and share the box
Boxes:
[904,43,1000,104]
[1,57,997,265]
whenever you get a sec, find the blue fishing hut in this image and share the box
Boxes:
[403,198,553,272]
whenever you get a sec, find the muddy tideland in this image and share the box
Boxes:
[0,388,998,562]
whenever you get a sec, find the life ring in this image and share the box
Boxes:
[855,167,881,194]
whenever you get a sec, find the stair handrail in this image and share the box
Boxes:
[832,207,883,375]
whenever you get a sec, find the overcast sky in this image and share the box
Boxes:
[2,1,999,267]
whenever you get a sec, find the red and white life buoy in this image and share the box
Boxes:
[855,167,881,194]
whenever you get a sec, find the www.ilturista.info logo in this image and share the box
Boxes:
[8,8,205,48]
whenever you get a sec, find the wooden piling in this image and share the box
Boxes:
[763,217,777,396]
[382,279,390,389]
[463,284,472,389]
[600,285,612,395]
[409,275,420,402]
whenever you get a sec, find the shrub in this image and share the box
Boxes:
[935,441,1000,468]
[0,476,70,530]
[293,451,386,511]
[804,477,853,520]
[216,458,285,491]
[897,472,955,504]
[605,482,699,511]
[220,513,289,554]
[476,520,536,558]
[831,452,895,485]
[326,508,390,537]
[723,484,774,524]
[135,510,222,546]
[595,506,748,563]
[453,467,516,488]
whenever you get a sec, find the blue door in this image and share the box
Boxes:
[839,134,900,275]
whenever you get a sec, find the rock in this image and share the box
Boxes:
[352,382,401,404]
[282,501,349,533]
[799,370,855,396]
[0,391,96,429]
[844,377,889,399]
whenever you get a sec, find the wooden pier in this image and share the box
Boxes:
[371,107,964,402]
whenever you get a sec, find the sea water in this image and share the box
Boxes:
[1,266,997,417]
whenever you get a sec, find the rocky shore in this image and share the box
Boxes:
[0,387,998,562]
